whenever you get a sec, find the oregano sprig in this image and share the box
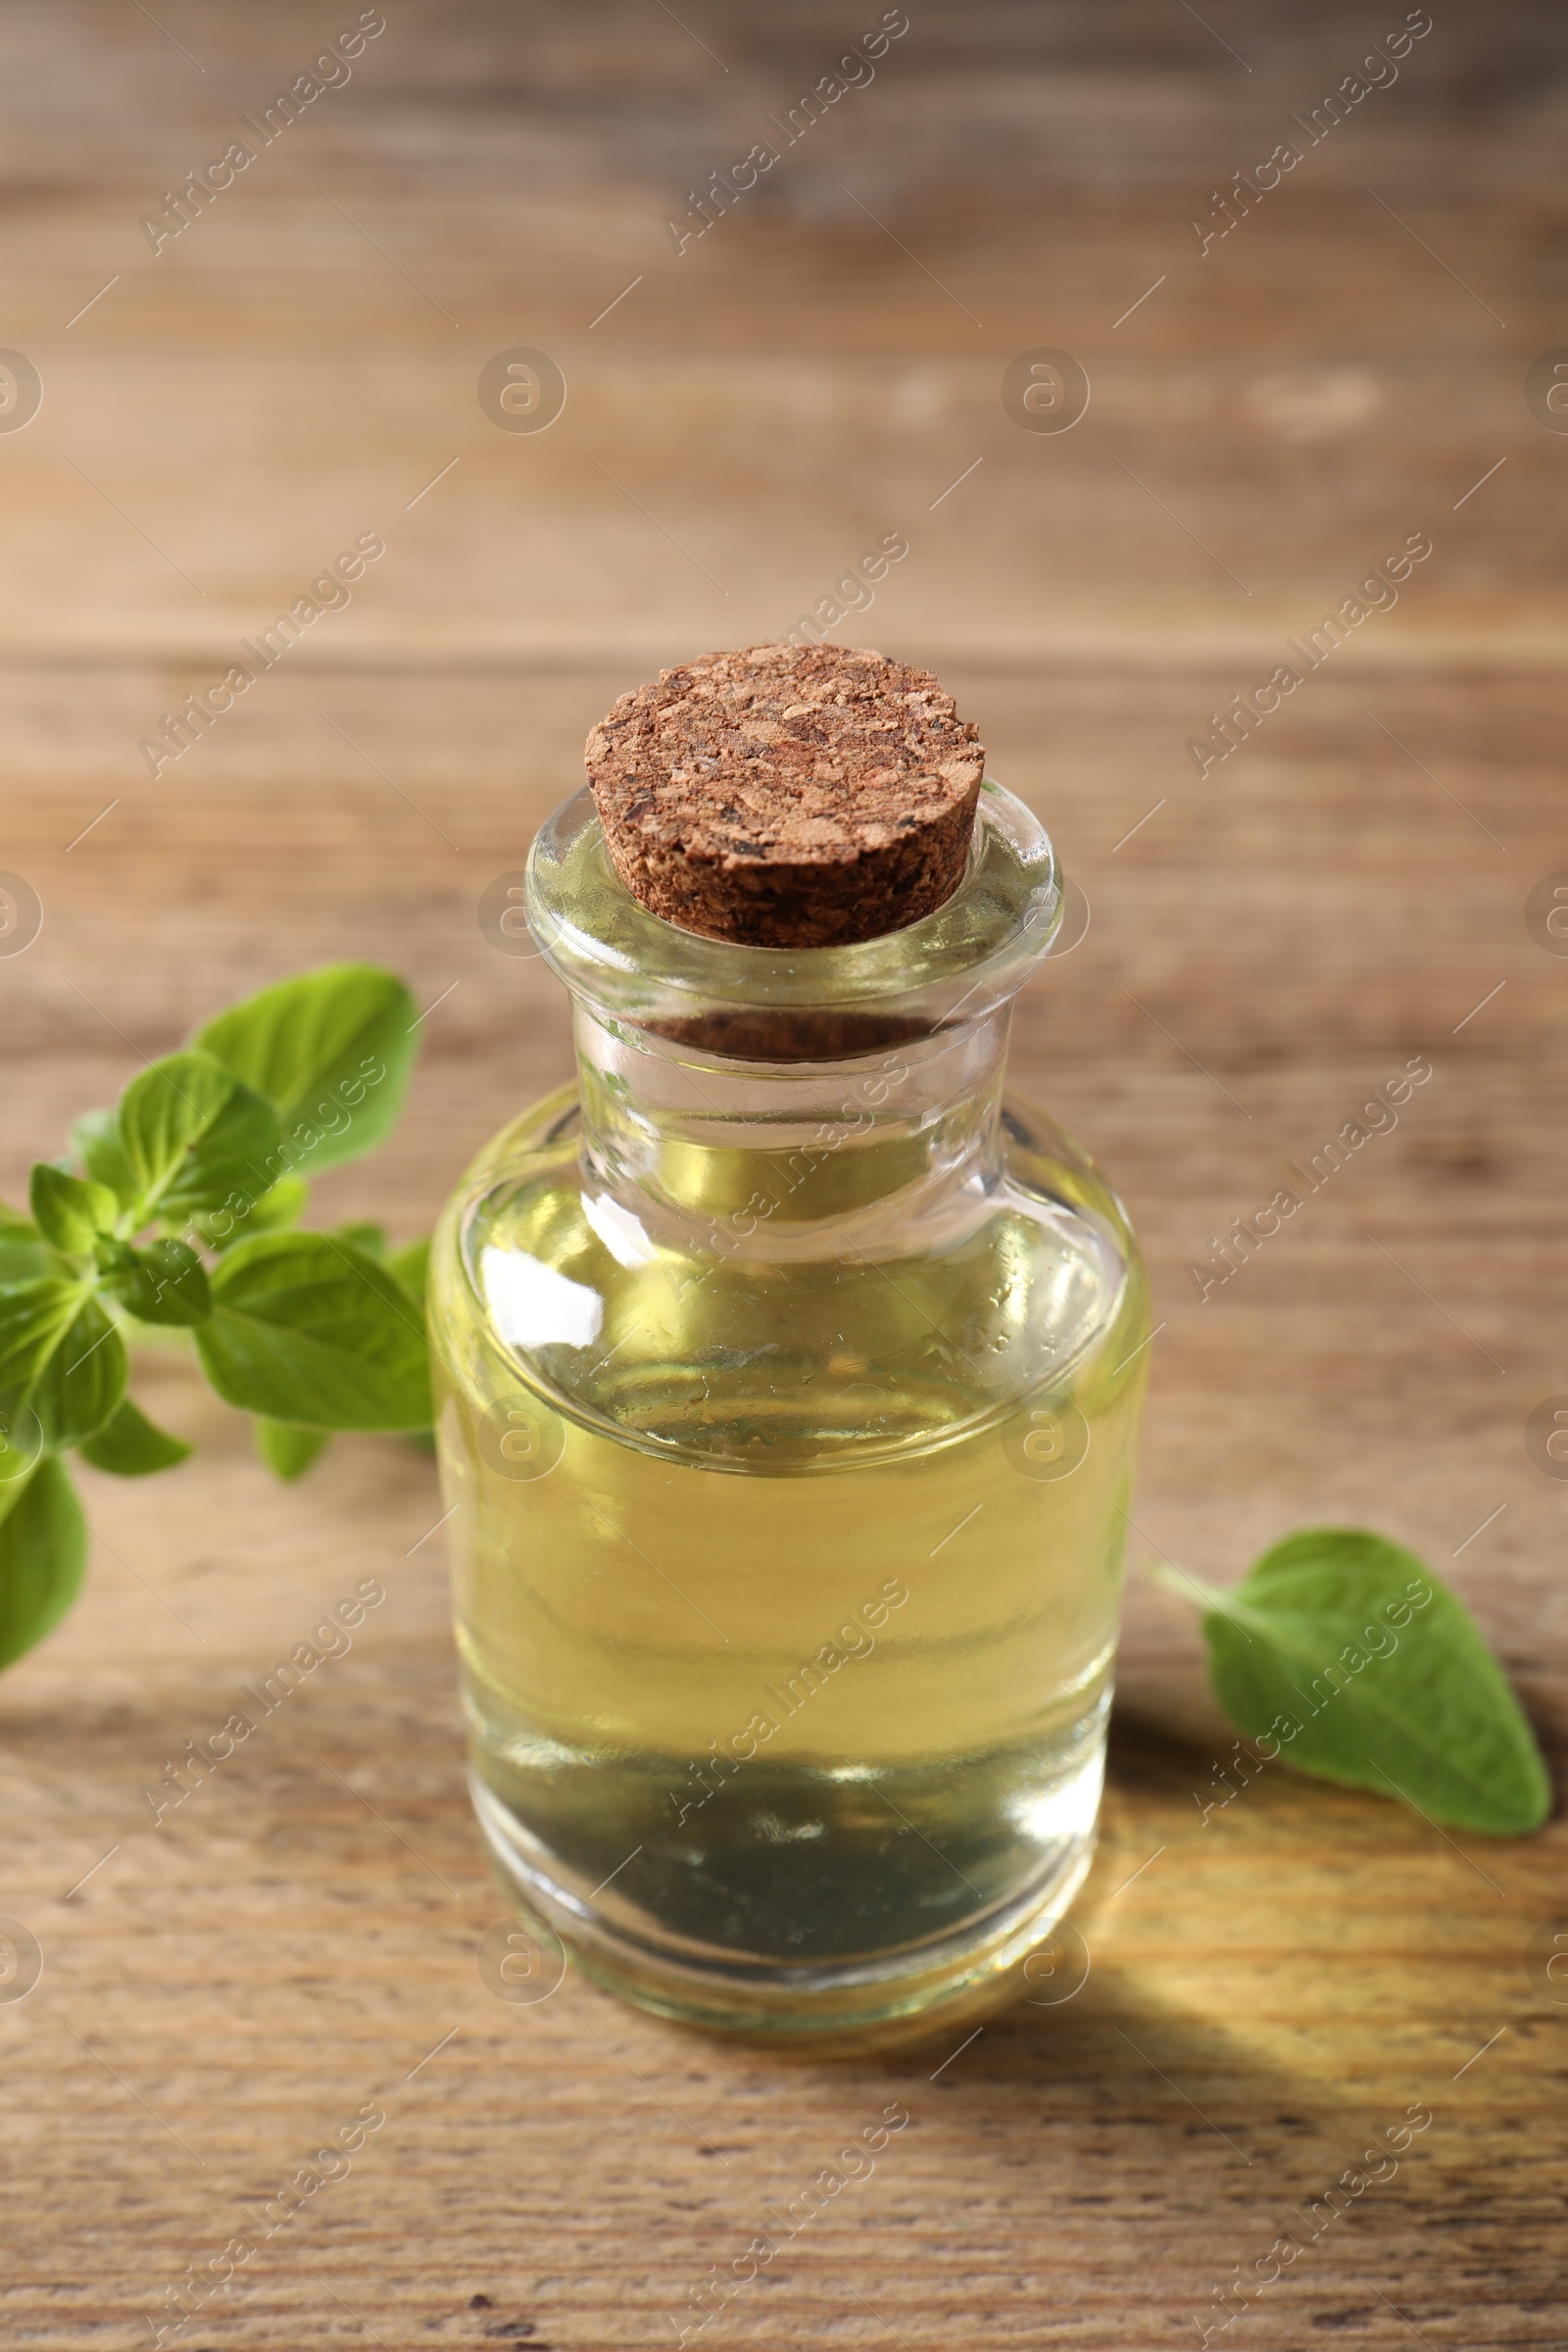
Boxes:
[0,962,431,1668]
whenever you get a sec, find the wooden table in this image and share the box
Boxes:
[2,2,1564,2343]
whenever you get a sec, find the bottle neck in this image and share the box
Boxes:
[571,1001,1013,1258]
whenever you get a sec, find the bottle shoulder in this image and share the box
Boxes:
[430,1083,1147,1471]
[439,1082,1140,1250]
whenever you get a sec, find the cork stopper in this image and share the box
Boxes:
[584,643,985,949]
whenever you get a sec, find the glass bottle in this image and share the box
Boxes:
[431,777,1149,2040]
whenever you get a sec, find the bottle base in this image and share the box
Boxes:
[469,1769,1098,2048]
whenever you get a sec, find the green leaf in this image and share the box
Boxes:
[118,1052,236,1206]
[0,1240,47,1285]
[118,1052,281,1222]
[0,1279,125,1450]
[78,1397,192,1476]
[254,1418,329,1481]
[28,1164,119,1256]
[0,1456,87,1668]
[388,1236,429,1306]
[191,963,418,1180]
[332,1221,386,1256]
[38,1295,126,1449]
[96,1237,212,1327]
[0,1282,82,1392]
[0,1200,36,1240]
[1178,1529,1551,1837]
[195,1232,430,1431]
[387,1245,432,1447]
[71,1108,137,1207]
[189,1172,309,1254]
[158,1080,281,1224]
[248,1175,309,1231]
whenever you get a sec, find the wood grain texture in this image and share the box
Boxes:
[1,2,1565,2346]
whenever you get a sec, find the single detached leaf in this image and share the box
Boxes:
[78,1397,192,1476]
[1195,1528,1551,1837]
[254,1418,329,1481]
[71,1107,138,1207]
[195,1231,430,1431]
[0,1279,126,1450]
[191,963,418,1179]
[97,1237,212,1327]
[0,1456,88,1669]
[28,1164,120,1256]
[118,1051,280,1222]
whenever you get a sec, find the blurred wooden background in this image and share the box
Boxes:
[2,2,1566,2345]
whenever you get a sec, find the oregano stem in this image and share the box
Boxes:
[1141,1556,1234,1616]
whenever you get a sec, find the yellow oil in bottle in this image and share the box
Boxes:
[431,1082,1148,2033]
